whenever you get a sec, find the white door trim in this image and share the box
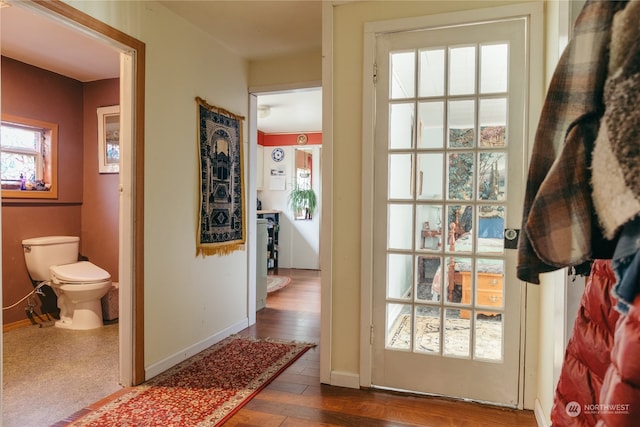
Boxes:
[247,93,258,327]
[118,51,135,386]
[360,3,544,407]
[320,0,334,386]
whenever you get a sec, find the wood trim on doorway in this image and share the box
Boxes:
[34,0,146,385]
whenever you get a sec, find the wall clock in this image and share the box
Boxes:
[271,147,285,162]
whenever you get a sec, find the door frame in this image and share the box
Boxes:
[320,1,334,387]
[360,2,543,408]
[15,0,147,386]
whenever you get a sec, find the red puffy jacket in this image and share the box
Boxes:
[597,291,640,427]
[551,260,620,426]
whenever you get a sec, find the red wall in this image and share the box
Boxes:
[2,57,84,203]
[1,57,119,325]
[258,131,322,146]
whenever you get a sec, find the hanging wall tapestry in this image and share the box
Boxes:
[196,97,246,257]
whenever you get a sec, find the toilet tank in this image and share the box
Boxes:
[22,236,79,281]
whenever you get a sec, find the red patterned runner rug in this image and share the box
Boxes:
[68,334,315,426]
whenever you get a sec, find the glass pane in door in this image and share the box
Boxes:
[417,101,444,149]
[419,48,445,97]
[449,46,476,95]
[444,308,471,357]
[416,204,444,250]
[391,51,415,99]
[480,44,508,94]
[387,303,412,350]
[477,205,505,254]
[416,255,442,303]
[447,153,474,200]
[415,305,441,353]
[388,204,413,250]
[475,311,503,361]
[448,100,475,148]
[389,154,413,199]
[417,153,443,200]
[479,98,507,148]
[478,152,506,201]
[387,254,413,300]
[390,103,415,149]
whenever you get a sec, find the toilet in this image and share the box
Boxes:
[22,236,112,330]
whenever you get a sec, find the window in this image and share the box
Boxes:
[1,114,58,199]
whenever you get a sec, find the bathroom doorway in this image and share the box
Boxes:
[1,1,145,423]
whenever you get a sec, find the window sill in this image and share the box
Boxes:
[2,188,58,199]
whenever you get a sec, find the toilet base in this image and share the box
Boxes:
[55,299,104,330]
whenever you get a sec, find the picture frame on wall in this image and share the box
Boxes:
[97,105,120,174]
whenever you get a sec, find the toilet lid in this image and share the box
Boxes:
[50,261,111,283]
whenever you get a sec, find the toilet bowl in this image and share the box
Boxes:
[22,236,112,330]
[50,261,112,330]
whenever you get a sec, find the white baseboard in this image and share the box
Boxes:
[330,370,360,389]
[145,318,249,380]
[535,398,551,427]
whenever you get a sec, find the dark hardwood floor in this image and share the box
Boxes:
[230,268,537,427]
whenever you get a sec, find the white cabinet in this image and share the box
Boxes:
[256,218,268,310]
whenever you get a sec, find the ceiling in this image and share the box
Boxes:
[0,4,120,82]
[0,0,322,134]
[159,0,322,61]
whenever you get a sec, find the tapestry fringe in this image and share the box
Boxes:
[196,243,245,258]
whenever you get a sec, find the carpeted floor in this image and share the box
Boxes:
[67,334,314,426]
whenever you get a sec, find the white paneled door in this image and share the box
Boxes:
[371,16,528,406]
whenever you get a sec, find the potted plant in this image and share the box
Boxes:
[288,186,317,220]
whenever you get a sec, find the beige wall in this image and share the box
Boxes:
[249,49,321,88]
[66,0,250,371]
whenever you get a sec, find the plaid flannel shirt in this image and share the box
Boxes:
[517,0,624,284]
